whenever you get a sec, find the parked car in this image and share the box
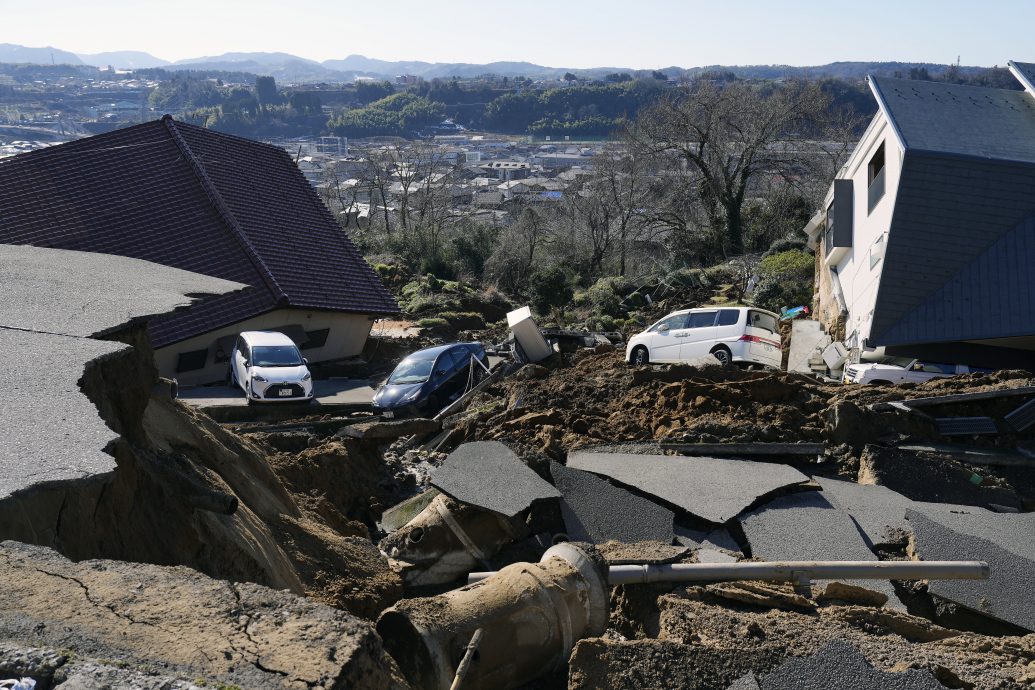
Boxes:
[625,307,782,369]
[230,331,313,404]
[374,342,489,418]
[843,358,990,385]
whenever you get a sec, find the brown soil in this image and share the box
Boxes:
[577,583,1035,689]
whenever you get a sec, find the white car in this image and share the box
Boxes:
[625,307,782,369]
[843,358,988,385]
[230,331,314,403]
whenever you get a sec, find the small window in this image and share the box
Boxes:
[175,349,209,373]
[717,309,741,327]
[686,311,718,328]
[869,235,884,270]
[747,310,778,334]
[300,328,329,350]
[867,142,886,213]
[651,314,687,332]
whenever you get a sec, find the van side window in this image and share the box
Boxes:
[748,310,778,334]
[651,314,687,332]
[717,309,740,326]
[449,348,471,369]
[686,311,717,328]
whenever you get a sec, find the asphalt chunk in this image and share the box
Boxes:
[566,452,808,524]
[1,329,127,502]
[907,509,1035,632]
[431,441,561,517]
[759,640,947,689]
[815,476,915,545]
[551,462,674,545]
[739,492,904,608]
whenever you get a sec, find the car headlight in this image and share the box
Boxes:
[401,387,423,402]
[252,374,268,383]
[302,372,311,381]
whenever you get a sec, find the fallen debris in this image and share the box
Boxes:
[907,509,1035,632]
[755,640,948,689]
[550,462,675,545]
[0,541,406,690]
[567,451,809,524]
[377,543,608,690]
[738,491,903,608]
[431,441,560,517]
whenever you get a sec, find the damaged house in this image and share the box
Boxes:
[0,115,399,384]
[806,62,1035,370]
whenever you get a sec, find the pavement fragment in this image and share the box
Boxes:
[567,452,809,524]
[757,640,947,689]
[739,491,904,609]
[431,441,560,517]
[906,509,1035,632]
[551,462,675,545]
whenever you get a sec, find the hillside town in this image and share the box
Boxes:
[3,6,1035,690]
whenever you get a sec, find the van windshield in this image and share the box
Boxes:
[747,310,778,334]
[389,355,436,384]
[251,345,303,367]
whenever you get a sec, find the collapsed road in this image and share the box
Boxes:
[3,245,1035,689]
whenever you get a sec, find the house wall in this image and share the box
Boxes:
[154,309,375,386]
[821,113,904,359]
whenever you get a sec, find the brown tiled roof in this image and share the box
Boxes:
[0,116,398,347]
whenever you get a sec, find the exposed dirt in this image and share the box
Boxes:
[576,583,1035,689]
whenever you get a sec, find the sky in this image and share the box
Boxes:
[0,0,1026,68]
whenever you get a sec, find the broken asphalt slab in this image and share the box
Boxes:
[739,491,904,608]
[431,441,560,517]
[0,244,246,505]
[0,541,404,690]
[907,509,1035,632]
[0,329,127,502]
[550,462,674,545]
[0,243,246,338]
[756,640,947,689]
[567,451,809,524]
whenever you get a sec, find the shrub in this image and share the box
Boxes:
[416,317,449,329]
[528,265,574,316]
[763,237,807,258]
[752,249,814,314]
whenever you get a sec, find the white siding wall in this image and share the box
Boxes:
[154,309,375,385]
[829,114,904,350]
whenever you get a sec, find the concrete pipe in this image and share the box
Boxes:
[376,542,608,690]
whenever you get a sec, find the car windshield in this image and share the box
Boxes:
[251,345,303,367]
[388,355,436,384]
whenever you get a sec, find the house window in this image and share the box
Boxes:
[867,142,886,213]
[175,348,209,373]
[300,328,330,350]
[823,201,835,256]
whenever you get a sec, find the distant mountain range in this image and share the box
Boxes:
[0,43,994,83]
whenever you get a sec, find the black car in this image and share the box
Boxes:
[373,342,489,417]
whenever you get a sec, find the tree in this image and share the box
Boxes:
[630,79,829,256]
[563,72,578,82]
[255,76,280,107]
[651,70,669,81]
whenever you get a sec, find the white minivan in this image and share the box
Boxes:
[625,307,782,369]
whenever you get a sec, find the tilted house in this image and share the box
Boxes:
[0,115,399,384]
[806,63,1035,370]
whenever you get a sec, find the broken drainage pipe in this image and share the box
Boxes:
[376,542,607,690]
[467,559,990,586]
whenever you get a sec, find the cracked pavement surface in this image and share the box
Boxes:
[0,541,404,690]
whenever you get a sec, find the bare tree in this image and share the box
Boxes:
[630,78,830,256]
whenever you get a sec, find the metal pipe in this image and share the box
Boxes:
[467,560,989,586]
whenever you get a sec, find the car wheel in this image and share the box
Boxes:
[631,346,650,366]
[711,346,732,366]
[868,379,894,386]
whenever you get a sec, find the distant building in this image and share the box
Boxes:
[0,116,399,384]
[478,160,531,181]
